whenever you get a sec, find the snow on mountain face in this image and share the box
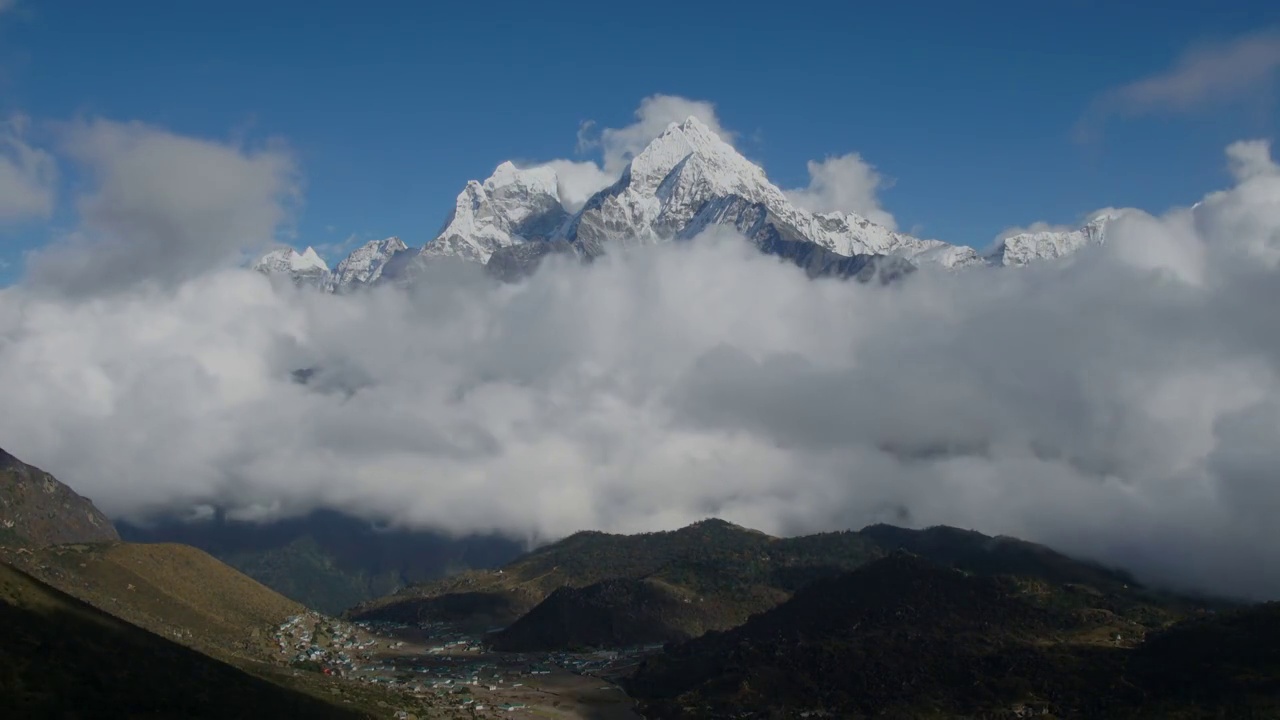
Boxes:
[420,161,570,263]
[677,196,917,282]
[253,246,328,274]
[254,116,1108,291]
[328,236,409,292]
[564,117,981,268]
[252,246,331,287]
[566,117,789,251]
[986,215,1115,267]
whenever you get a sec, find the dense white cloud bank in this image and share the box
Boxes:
[3,115,1280,601]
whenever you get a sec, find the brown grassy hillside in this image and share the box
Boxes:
[2,541,305,663]
[0,561,363,720]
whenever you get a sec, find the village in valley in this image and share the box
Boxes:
[273,613,653,718]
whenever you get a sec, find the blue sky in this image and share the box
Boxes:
[1,0,1279,280]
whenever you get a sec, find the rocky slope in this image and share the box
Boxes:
[327,236,409,291]
[422,161,569,263]
[0,447,118,547]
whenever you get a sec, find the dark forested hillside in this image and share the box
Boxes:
[626,553,1272,719]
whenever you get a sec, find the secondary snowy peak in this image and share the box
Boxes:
[789,211,981,267]
[253,246,329,275]
[252,246,331,287]
[683,196,980,269]
[986,214,1116,267]
[328,236,409,291]
[420,161,570,263]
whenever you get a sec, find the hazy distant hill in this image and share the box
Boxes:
[626,553,1277,718]
[0,447,118,547]
[119,508,522,614]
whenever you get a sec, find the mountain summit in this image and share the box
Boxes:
[254,117,1109,286]
[421,161,570,263]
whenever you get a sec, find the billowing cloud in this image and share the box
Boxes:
[589,94,735,176]
[535,159,614,213]
[25,119,298,297]
[1226,138,1278,181]
[1078,29,1280,141]
[785,153,897,229]
[530,94,734,207]
[0,115,57,223]
[4,125,1280,602]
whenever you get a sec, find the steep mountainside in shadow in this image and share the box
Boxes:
[626,553,1275,719]
[353,519,1197,654]
[349,519,877,631]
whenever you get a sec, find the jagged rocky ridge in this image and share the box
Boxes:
[254,117,1115,286]
[253,237,411,293]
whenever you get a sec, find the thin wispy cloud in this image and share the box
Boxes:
[1077,29,1280,142]
[0,114,57,223]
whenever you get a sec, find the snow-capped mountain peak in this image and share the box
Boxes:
[560,115,983,268]
[253,245,329,274]
[261,115,1120,291]
[328,236,409,291]
[986,213,1119,267]
[420,161,570,263]
[620,116,762,196]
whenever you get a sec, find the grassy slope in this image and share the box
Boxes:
[1,542,456,719]
[0,561,363,720]
[1,541,305,663]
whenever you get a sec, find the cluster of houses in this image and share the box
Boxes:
[274,612,380,676]
[272,615,661,717]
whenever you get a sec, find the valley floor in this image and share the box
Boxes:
[321,619,650,719]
